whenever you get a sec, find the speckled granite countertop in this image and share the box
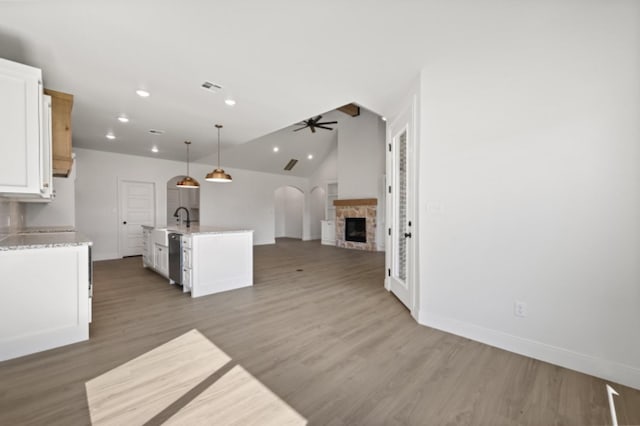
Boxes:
[17,226,77,234]
[142,224,253,236]
[0,232,93,251]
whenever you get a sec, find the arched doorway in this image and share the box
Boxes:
[166,176,200,226]
[274,186,304,240]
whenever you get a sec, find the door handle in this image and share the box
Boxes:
[123,221,127,225]
[404,232,412,238]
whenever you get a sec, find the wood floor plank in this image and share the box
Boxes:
[0,238,638,425]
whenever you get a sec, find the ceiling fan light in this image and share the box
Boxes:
[205,168,232,183]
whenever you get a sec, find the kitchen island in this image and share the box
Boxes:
[142,225,253,298]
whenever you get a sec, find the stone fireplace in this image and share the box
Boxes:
[334,198,377,251]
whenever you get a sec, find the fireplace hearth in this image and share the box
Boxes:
[345,218,366,243]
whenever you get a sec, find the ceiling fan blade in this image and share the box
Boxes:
[293,126,307,132]
[310,126,316,133]
[315,125,334,131]
[316,121,338,125]
[313,115,322,122]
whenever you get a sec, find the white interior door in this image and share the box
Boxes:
[119,180,155,257]
[387,102,415,312]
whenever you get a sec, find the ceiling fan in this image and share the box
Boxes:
[293,115,337,133]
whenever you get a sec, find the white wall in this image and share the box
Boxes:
[25,175,76,228]
[274,187,286,238]
[309,186,325,240]
[336,108,386,251]
[337,108,385,199]
[306,142,337,240]
[309,142,337,191]
[274,186,304,239]
[75,148,308,260]
[0,199,24,236]
[415,0,640,389]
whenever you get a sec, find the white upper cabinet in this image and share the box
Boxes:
[0,58,45,196]
[20,94,53,202]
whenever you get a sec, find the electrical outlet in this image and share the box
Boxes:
[514,301,527,318]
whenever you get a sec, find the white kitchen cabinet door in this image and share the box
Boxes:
[0,58,43,195]
[154,244,169,277]
[182,267,192,293]
[0,244,90,361]
[321,220,336,245]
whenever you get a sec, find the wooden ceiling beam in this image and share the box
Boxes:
[336,103,360,117]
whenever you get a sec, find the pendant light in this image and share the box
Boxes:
[176,141,200,188]
[205,124,232,183]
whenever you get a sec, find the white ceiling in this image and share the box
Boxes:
[0,0,428,175]
[214,110,340,177]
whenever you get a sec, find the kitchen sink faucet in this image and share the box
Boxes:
[173,206,191,228]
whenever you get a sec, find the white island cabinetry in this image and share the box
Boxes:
[143,225,253,298]
[182,229,253,298]
[182,235,193,293]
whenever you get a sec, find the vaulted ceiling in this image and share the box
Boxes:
[0,0,429,175]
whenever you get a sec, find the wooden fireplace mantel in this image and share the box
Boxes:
[333,198,377,207]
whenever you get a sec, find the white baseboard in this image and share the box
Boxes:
[254,238,276,246]
[93,252,120,261]
[418,310,640,390]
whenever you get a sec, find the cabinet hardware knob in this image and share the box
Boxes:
[123,221,127,224]
[404,232,412,238]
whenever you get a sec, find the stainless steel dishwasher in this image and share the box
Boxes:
[168,232,183,285]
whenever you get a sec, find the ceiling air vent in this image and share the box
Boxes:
[201,81,223,92]
[149,129,165,135]
[284,159,298,171]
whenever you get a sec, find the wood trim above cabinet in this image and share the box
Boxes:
[44,89,74,177]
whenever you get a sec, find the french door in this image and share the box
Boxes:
[387,100,416,314]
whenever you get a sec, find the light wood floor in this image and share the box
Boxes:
[1,238,639,425]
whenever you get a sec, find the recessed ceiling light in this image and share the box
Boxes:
[224,98,236,106]
[151,146,159,153]
[381,116,387,122]
[307,154,313,160]
[136,89,150,98]
[273,147,279,152]
[117,115,129,123]
[106,133,116,140]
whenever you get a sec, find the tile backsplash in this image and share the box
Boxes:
[0,199,25,236]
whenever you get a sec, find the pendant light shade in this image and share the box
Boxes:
[205,124,232,183]
[177,141,200,188]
